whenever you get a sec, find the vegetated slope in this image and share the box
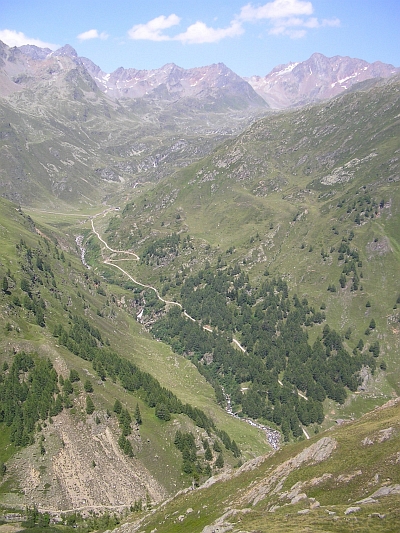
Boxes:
[115,398,400,533]
[101,75,400,427]
[0,197,270,520]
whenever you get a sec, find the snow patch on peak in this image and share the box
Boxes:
[274,63,299,76]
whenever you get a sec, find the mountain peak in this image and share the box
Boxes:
[246,53,400,108]
[18,44,52,60]
[50,44,78,59]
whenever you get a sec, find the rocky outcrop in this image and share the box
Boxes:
[241,437,337,507]
[3,410,166,515]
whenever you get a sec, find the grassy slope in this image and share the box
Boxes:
[120,399,400,533]
[0,62,268,209]
[0,197,270,507]
[101,76,400,423]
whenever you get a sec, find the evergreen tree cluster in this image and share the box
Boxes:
[16,239,62,326]
[2,238,69,331]
[141,233,181,265]
[113,400,134,457]
[336,189,381,224]
[173,430,220,482]
[336,238,363,292]
[152,268,377,440]
[53,313,216,433]
[0,352,62,447]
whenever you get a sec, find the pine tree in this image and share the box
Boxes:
[135,403,142,424]
[113,399,122,414]
[84,379,93,392]
[215,452,224,469]
[2,276,9,293]
[69,369,80,383]
[204,446,213,461]
[86,396,95,415]
[155,403,171,421]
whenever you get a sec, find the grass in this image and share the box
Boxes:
[0,72,399,526]
[128,400,400,533]
[0,195,272,508]
[0,426,16,467]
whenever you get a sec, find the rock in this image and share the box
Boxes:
[362,437,374,446]
[356,497,378,505]
[345,506,361,515]
[310,500,320,509]
[298,509,310,514]
[378,427,395,442]
[370,484,400,498]
[291,493,307,504]
[269,505,280,513]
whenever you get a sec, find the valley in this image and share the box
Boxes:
[0,39,399,532]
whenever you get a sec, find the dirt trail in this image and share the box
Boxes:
[89,216,283,450]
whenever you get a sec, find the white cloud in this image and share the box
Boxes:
[77,29,108,41]
[173,20,243,44]
[0,29,58,49]
[128,14,242,44]
[321,18,341,28]
[126,2,339,45]
[238,0,313,21]
[128,14,181,41]
[238,1,340,39]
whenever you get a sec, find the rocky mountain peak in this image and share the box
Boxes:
[246,53,400,108]
[18,44,52,60]
[0,41,398,110]
[50,44,78,59]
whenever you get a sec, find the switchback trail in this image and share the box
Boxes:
[90,214,246,342]
[89,213,285,449]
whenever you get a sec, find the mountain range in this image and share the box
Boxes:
[1,41,399,108]
[0,38,399,533]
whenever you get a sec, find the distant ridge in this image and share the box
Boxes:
[245,52,400,108]
[0,41,266,109]
[0,40,398,108]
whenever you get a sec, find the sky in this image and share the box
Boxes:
[1,0,399,77]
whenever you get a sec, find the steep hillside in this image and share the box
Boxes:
[2,42,399,208]
[0,39,399,532]
[100,74,400,430]
[0,197,270,523]
[114,398,400,533]
[0,41,268,207]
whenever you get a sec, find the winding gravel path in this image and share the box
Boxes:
[89,212,284,449]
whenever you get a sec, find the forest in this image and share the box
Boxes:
[0,236,238,466]
[152,261,377,441]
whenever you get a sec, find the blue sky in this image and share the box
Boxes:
[1,0,399,76]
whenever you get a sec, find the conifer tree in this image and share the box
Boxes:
[135,403,142,425]
[86,396,95,415]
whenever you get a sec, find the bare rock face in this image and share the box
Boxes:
[3,411,166,515]
[246,53,400,108]
[242,437,337,507]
